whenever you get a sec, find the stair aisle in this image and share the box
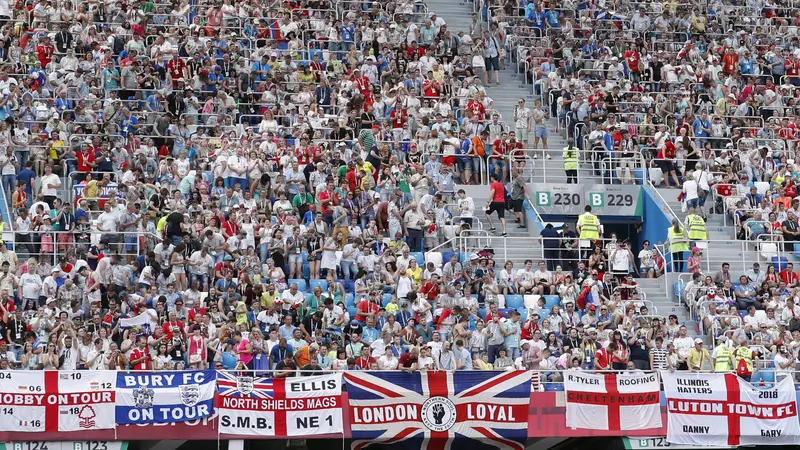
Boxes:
[655,186,760,276]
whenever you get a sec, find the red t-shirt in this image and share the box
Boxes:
[355,299,378,322]
[390,109,407,129]
[130,347,151,370]
[624,50,640,72]
[491,181,506,202]
[318,189,338,214]
[76,151,95,172]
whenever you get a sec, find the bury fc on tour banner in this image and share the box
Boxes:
[662,371,800,446]
[116,370,216,424]
[0,371,116,432]
[216,371,342,436]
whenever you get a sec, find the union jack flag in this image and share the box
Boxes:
[344,370,532,450]
[216,371,274,399]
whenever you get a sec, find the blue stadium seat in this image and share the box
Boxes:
[442,251,456,264]
[460,252,471,263]
[345,280,355,293]
[347,306,357,318]
[506,295,524,309]
[539,309,551,321]
[336,279,347,291]
[544,384,564,391]
[738,310,747,318]
[382,293,393,307]
[288,279,307,292]
[771,256,789,272]
[309,279,328,292]
[345,293,355,308]
[478,308,487,321]
[794,243,800,259]
[544,295,560,308]
[519,309,528,323]
[410,252,425,267]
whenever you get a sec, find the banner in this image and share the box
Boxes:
[216,371,342,437]
[662,372,800,446]
[0,371,116,432]
[344,370,531,450]
[564,371,661,431]
[116,371,215,425]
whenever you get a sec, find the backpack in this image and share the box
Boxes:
[471,136,485,157]
[735,349,752,377]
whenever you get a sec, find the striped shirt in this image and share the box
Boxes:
[650,345,668,370]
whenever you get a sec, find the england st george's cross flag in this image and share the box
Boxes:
[344,370,532,450]
[0,371,116,432]
[662,371,800,446]
[563,371,662,431]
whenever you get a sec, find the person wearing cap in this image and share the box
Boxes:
[687,338,712,371]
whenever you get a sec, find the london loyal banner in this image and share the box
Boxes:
[344,370,532,450]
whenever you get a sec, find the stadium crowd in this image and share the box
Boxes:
[0,0,791,384]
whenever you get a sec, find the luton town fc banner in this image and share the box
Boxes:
[116,370,216,424]
[0,371,116,432]
[344,370,532,450]
[563,371,661,431]
[662,371,800,446]
[216,371,343,437]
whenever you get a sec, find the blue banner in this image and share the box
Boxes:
[115,370,216,425]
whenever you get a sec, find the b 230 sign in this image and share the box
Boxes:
[530,184,642,217]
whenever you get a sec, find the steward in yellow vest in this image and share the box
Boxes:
[686,207,707,242]
[713,337,733,372]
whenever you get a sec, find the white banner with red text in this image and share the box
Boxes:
[215,372,342,436]
[563,371,662,431]
[0,371,116,432]
[662,371,800,446]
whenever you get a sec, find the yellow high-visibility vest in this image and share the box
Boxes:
[563,147,578,170]
[667,226,689,253]
[714,344,733,371]
[578,213,599,239]
[734,347,754,373]
[687,214,707,240]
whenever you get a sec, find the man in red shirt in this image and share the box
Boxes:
[491,132,509,183]
[624,47,640,80]
[167,57,188,87]
[398,346,419,372]
[780,262,800,287]
[317,180,339,225]
[76,142,96,173]
[485,172,507,235]
[36,36,54,68]
[129,336,152,370]
[355,292,379,324]
[390,107,408,142]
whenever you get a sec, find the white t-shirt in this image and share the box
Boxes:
[40,173,60,196]
[97,211,118,233]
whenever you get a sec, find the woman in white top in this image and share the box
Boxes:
[320,233,340,278]
[472,40,487,85]
[395,265,414,300]
[681,172,700,212]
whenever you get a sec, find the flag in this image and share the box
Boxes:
[118,313,155,334]
[115,370,216,425]
[563,371,661,431]
[216,371,342,437]
[344,370,531,450]
[662,371,800,446]
[0,371,116,432]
